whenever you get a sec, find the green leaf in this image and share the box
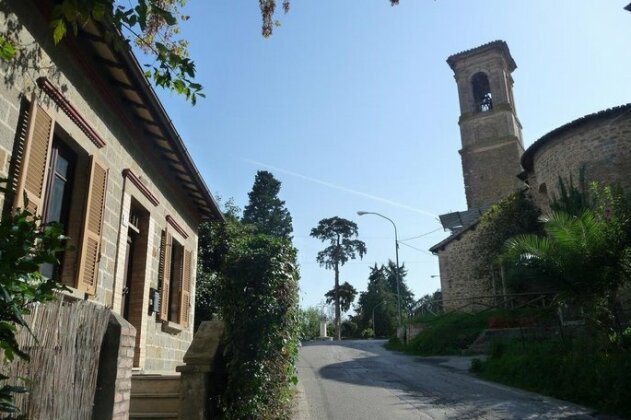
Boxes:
[51,19,67,45]
[0,36,16,61]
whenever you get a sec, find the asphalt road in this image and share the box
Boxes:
[294,339,597,420]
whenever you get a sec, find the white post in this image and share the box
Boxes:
[319,319,328,338]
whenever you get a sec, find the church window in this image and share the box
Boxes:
[472,72,493,112]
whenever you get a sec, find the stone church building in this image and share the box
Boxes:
[430,41,631,311]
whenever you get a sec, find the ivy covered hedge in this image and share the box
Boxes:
[473,192,541,287]
[218,233,300,419]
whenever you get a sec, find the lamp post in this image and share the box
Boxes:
[357,211,402,327]
[372,300,387,337]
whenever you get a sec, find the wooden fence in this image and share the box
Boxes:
[3,299,111,420]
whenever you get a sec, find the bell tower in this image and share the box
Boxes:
[447,41,524,209]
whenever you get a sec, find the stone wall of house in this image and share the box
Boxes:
[0,2,200,374]
[438,227,495,312]
[0,87,19,212]
[526,108,631,210]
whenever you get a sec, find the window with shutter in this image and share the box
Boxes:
[76,157,108,295]
[158,229,191,328]
[13,100,55,217]
[10,96,112,295]
[180,249,192,328]
[159,230,173,321]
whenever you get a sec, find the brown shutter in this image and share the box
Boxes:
[76,157,108,295]
[180,249,192,328]
[159,230,173,321]
[13,100,54,217]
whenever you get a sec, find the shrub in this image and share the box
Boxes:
[469,358,483,373]
[361,328,374,338]
[405,312,492,355]
[402,309,553,356]
[0,184,67,413]
[219,234,300,419]
[385,336,404,351]
[474,338,631,418]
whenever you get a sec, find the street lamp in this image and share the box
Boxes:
[372,300,387,337]
[357,211,401,327]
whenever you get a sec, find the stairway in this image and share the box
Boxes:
[130,375,180,419]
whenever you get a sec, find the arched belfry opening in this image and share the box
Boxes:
[471,72,492,112]
[447,40,523,210]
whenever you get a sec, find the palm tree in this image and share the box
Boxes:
[502,210,630,336]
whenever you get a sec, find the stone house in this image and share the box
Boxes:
[0,0,222,376]
[430,40,631,311]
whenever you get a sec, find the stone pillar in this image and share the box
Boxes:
[319,320,327,338]
[93,312,137,420]
[177,320,226,420]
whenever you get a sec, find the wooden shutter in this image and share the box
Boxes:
[180,249,192,328]
[76,157,108,295]
[159,230,173,321]
[13,100,54,217]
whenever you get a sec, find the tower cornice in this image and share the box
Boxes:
[447,40,517,72]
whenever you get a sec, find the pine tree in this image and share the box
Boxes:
[310,217,367,340]
[242,171,293,239]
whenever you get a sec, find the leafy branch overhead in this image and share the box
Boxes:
[259,0,400,37]
[48,0,203,104]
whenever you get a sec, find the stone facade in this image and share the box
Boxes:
[432,41,525,309]
[0,0,220,376]
[435,227,490,311]
[523,104,631,210]
[448,41,524,210]
[433,41,631,311]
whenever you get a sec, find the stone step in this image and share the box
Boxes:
[131,375,180,394]
[129,412,178,419]
[130,393,179,414]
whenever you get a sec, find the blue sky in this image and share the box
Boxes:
[155,1,631,312]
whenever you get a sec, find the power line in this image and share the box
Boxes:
[398,241,435,256]
[399,227,443,242]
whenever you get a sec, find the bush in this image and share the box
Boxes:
[384,336,404,351]
[361,328,374,338]
[469,358,483,373]
[219,235,300,419]
[474,338,631,418]
[0,185,67,413]
[402,309,553,356]
[405,312,494,355]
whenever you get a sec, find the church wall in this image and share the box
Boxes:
[527,110,631,210]
[438,227,494,312]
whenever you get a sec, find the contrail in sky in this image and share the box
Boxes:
[241,158,439,220]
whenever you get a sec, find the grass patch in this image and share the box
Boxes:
[474,338,631,418]
[406,311,490,355]
[384,336,405,351]
[399,308,555,356]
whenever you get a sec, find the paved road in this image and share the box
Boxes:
[294,339,597,420]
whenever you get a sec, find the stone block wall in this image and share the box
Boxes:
[0,2,200,374]
[526,108,631,210]
[460,137,523,209]
[437,226,495,312]
[94,312,136,420]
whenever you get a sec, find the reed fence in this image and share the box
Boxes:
[3,299,110,420]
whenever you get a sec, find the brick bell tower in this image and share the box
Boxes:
[447,41,524,210]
